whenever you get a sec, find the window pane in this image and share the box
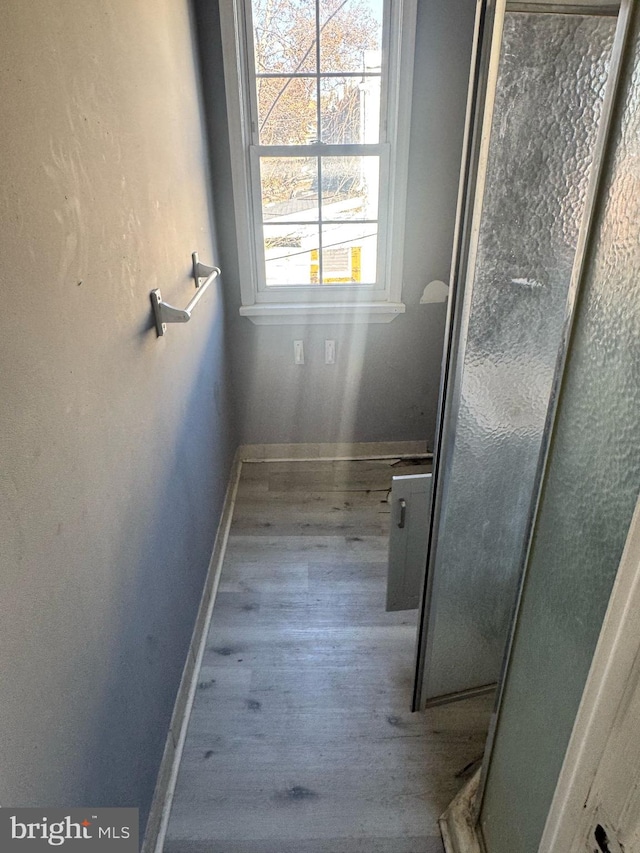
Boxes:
[251,0,316,73]
[321,156,379,220]
[257,76,317,145]
[264,224,320,286]
[260,157,318,220]
[319,0,383,73]
[320,76,380,144]
[321,223,377,284]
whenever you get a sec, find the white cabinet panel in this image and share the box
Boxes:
[386,474,432,611]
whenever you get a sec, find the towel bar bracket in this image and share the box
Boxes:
[151,252,220,337]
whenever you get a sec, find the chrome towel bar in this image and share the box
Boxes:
[150,252,220,336]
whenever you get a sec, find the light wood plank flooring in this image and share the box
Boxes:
[164,459,492,853]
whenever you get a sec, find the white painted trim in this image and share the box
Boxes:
[440,770,486,853]
[219,0,258,309]
[386,0,418,304]
[141,440,427,851]
[539,492,640,853]
[219,0,418,317]
[239,301,406,324]
[141,450,243,853]
[238,440,429,462]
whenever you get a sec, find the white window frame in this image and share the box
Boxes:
[219,0,417,324]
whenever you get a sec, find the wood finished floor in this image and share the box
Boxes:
[164,459,492,853]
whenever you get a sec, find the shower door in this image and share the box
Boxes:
[413,0,619,707]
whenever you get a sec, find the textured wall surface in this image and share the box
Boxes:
[194,0,477,445]
[0,0,235,830]
[421,12,615,701]
[481,7,640,852]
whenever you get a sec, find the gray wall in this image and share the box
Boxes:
[0,0,236,832]
[195,0,477,446]
[480,5,640,851]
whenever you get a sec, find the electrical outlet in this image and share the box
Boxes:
[325,339,336,364]
[294,340,304,365]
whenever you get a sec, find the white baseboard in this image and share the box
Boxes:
[239,440,430,462]
[141,439,428,851]
[440,770,486,853]
[141,448,243,853]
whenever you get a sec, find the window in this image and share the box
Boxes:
[219,0,417,323]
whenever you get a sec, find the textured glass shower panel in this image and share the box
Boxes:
[423,13,615,700]
[481,12,640,852]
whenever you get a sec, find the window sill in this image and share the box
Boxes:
[239,302,406,325]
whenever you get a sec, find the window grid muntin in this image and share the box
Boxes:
[256,152,382,288]
[252,77,384,146]
[319,0,384,73]
[243,0,395,298]
[248,1,387,138]
[250,145,390,295]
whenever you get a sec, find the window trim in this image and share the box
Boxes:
[219,0,417,324]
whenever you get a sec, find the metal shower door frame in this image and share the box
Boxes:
[474,0,633,819]
[412,0,631,713]
[412,0,507,711]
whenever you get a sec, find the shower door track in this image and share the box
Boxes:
[506,2,619,15]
